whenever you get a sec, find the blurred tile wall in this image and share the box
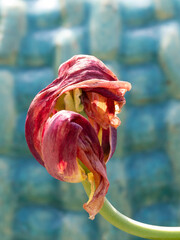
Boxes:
[1,0,180,239]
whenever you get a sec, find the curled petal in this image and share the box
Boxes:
[42,110,109,219]
[82,92,121,129]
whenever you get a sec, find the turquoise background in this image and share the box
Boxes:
[1,0,180,239]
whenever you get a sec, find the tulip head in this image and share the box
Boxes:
[25,55,131,219]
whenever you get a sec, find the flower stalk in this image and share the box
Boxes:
[82,180,180,240]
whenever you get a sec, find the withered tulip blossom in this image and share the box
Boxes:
[25,55,131,219]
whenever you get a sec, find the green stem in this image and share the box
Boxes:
[82,180,180,240]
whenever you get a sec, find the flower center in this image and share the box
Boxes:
[54,88,84,113]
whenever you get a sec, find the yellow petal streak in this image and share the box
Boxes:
[98,127,102,145]
[86,172,95,204]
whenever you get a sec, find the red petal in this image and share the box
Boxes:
[42,111,85,182]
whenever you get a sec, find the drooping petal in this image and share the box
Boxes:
[42,110,109,219]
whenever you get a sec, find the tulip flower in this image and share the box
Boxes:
[26,55,180,238]
[25,55,131,219]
